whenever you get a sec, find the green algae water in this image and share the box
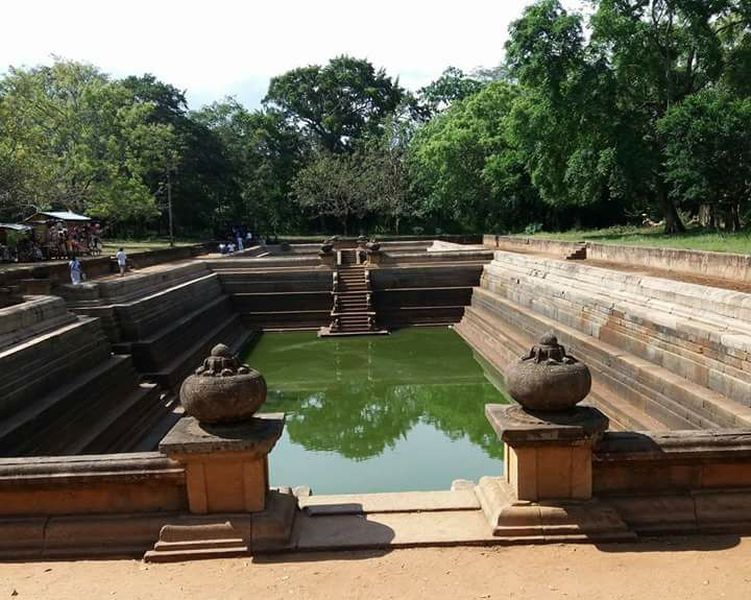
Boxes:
[242,327,509,494]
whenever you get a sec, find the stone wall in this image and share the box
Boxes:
[456,251,751,431]
[593,429,751,534]
[0,452,186,558]
[587,242,751,282]
[482,235,586,258]
[0,243,213,287]
[372,265,484,327]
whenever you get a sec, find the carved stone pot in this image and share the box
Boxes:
[180,344,267,424]
[505,333,591,411]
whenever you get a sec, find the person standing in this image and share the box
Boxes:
[115,247,127,277]
[69,255,83,285]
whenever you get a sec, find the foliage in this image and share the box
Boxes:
[418,66,487,114]
[409,81,544,232]
[194,99,307,233]
[0,60,173,223]
[659,88,751,231]
[265,55,406,153]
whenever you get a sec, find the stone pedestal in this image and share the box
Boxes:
[146,413,296,561]
[476,404,634,541]
[487,404,608,501]
[159,414,284,514]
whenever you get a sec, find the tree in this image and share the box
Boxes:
[418,67,487,114]
[0,60,175,223]
[590,0,751,232]
[290,152,368,234]
[409,81,544,232]
[264,55,406,153]
[122,74,234,235]
[659,88,751,230]
[194,100,307,233]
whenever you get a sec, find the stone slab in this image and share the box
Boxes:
[299,490,480,515]
[486,404,609,445]
[291,510,496,551]
[159,414,284,456]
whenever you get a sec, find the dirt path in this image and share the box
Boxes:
[1,536,750,600]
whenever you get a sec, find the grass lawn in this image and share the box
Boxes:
[100,239,198,255]
[528,226,751,254]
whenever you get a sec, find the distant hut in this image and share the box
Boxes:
[0,223,33,262]
[24,210,94,259]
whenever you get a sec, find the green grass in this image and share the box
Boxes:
[527,226,751,254]
[100,239,198,255]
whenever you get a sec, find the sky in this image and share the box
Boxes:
[1,0,585,110]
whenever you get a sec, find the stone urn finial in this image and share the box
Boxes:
[180,344,267,424]
[505,332,591,411]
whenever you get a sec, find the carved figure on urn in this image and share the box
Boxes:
[505,332,591,411]
[180,344,267,424]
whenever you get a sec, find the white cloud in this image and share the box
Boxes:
[1,0,588,108]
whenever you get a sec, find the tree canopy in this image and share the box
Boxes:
[1,2,750,237]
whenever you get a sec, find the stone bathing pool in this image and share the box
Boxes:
[241,327,509,494]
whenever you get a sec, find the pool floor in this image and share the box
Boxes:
[242,327,509,494]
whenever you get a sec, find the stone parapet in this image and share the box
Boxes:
[587,242,751,283]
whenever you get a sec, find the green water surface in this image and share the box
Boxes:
[242,327,509,494]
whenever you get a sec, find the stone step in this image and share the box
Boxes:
[97,390,180,454]
[0,317,112,417]
[494,279,751,393]
[482,262,751,404]
[72,382,164,455]
[456,307,671,432]
[145,315,253,390]
[466,288,751,430]
[0,354,139,455]
[0,296,78,352]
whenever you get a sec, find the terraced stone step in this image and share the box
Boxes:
[483,254,751,405]
[463,287,751,430]
[0,354,146,455]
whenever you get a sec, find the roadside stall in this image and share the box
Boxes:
[0,223,33,262]
[24,210,101,259]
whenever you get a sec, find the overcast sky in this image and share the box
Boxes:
[1,0,585,110]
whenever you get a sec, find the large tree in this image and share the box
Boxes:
[264,55,406,153]
[0,60,175,223]
[409,81,544,232]
[194,100,307,233]
[590,0,751,232]
[659,88,751,230]
[121,74,235,235]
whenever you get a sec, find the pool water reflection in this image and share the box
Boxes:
[242,327,510,494]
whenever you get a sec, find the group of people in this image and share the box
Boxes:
[69,247,127,285]
[42,221,103,260]
[218,226,256,255]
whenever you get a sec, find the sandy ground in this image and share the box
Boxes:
[1,536,750,600]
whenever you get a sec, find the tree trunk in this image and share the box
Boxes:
[659,190,685,234]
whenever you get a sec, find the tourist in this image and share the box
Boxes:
[69,255,83,285]
[236,230,244,252]
[115,247,127,277]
